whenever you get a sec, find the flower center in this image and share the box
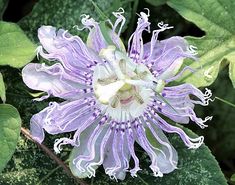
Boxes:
[92,45,155,121]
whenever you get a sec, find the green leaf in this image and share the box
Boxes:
[18,0,132,41]
[0,73,6,103]
[0,0,8,19]
[160,0,235,88]
[231,174,235,182]
[0,104,21,172]
[0,21,36,68]
[145,0,166,6]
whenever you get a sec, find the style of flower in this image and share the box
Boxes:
[22,9,212,180]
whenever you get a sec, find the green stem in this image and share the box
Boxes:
[126,0,139,41]
[137,174,149,185]
[89,0,108,20]
[215,96,235,108]
[20,127,88,185]
[36,166,61,185]
[91,177,94,185]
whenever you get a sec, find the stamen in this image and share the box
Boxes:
[119,59,127,74]
[97,76,117,85]
[154,79,166,93]
[111,96,119,108]
[125,79,153,88]
[94,80,125,104]
[133,91,144,104]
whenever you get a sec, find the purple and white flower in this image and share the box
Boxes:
[22,9,212,180]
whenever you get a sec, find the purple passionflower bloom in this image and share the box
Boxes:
[22,9,212,180]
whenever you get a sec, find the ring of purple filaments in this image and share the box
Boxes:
[22,8,213,180]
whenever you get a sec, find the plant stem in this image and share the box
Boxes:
[36,165,61,185]
[215,96,235,108]
[126,0,139,41]
[20,127,89,185]
[137,174,148,185]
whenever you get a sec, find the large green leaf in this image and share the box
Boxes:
[0,21,36,68]
[18,0,132,41]
[0,73,6,102]
[0,104,21,172]
[145,0,166,6]
[149,0,235,88]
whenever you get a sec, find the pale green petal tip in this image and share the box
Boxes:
[229,61,235,88]
[0,73,6,103]
[69,146,99,178]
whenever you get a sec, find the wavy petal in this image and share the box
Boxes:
[151,84,213,127]
[143,36,196,80]
[22,63,92,100]
[38,26,101,76]
[128,11,150,62]
[30,99,98,143]
[103,128,131,180]
[145,112,204,149]
[70,122,111,178]
[136,119,177,176]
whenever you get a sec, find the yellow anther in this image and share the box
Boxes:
[111,96,119,108]
[155,79,166,93]
[119,83,132,92]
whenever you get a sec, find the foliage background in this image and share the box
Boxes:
[0,0,234,184]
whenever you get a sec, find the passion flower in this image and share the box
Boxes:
[22,9,212,180]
